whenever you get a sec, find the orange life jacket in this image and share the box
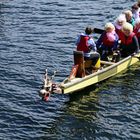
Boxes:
[77,35,90,53]
[119,32,135,45]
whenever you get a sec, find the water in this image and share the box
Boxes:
[0,0,140,139]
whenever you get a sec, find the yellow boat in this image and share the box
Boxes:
[59,51,140,94]
[39,51,140,97]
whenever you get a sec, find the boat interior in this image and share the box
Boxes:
[70,51,116,79]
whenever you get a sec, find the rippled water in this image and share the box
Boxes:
[0,0,140,139]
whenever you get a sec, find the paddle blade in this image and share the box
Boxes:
[94,28,104,34]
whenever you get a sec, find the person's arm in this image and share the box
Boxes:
[132,35,139,53]
[96,32,105,49]
[112,33,119,50]
[75,35,81,46]
[88,38,97,51]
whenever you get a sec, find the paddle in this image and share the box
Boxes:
[94,28,104,34]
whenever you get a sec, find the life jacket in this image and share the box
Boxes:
[115,28,123,38]
[102,32,115,47]
[77,35,90,53]
[119,32,135,45]
[136,32,140,38]
[134,27,140,38]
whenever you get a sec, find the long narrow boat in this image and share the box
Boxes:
[58,51,140,94]
[39,51,140,98]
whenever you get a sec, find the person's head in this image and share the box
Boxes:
[132,3,139,12]
[104,22,115,32]
[122,22,133,36]
[115,14,126,26]
[123,10,133,21]
[137,0,140,6]
[85,27,93,35]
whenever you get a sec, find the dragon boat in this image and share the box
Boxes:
[39,50,140,100]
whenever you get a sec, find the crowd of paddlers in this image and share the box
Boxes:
[76,0,140,66]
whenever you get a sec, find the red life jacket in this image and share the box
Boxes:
[134,27,140,38]
[119,32,135,45]
[77,35,90,53]
[136,32,140,38]
[115,28,123,38]
[102,33,115,47]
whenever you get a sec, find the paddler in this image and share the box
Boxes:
[114,14,127,38]
[96,22,119,61]
[123,10,135,27]
[76,26,100,69]
[119,22,139,57]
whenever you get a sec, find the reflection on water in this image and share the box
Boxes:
[68,90,99,121]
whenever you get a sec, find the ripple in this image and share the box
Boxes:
[0,0,140,139]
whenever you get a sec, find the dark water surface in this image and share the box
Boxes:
[0,0,140,139]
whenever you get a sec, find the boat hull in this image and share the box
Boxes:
[60,53,140,94]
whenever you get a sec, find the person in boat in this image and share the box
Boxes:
[96,22,119,61]
[76,26,100,68]
[123,10,135,27]
[131,0,140,19]
[114,14,127,38]
[135,0,140,14]
[134,18,140,46]
[119,22,139,57]
[131,3,140,21]
[137,0,140,6]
